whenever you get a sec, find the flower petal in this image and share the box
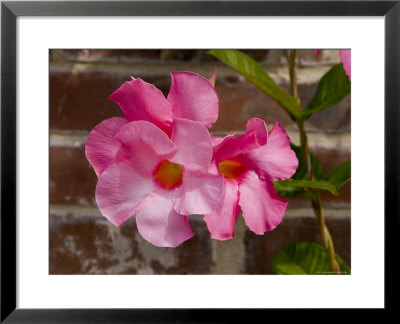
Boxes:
[246,118,268,146]
[214,118,268,162]
[212,133,235,149]
[96,162,154,227]
[203,179,240,241]
[209,69,218,88]
[85,117,128,176]
[135,189,194,247]
[211,135,228,147]
[109,78,173,135]
[238,171,287,234]
[167,72,219,128]
[173,170,224,215]
[339,49,351,80]
[115,121,177,175]
[170,118,213,171]
[242,121,298,181]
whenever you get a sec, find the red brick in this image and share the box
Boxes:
[49,216,119,274]
[211,81,293,132]
[50,67,350,132]
[211,81,350,133]
[50,146,97,205]
[50,70,125,130]
[50,70,184,131]
[50,215,213,274]
[49,213,350,274]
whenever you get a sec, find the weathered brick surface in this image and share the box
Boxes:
[50,69,350,132]
[211,81,350,132]
[50,146,97,206]
[49,213,350,274]
[50,215,214,274]
[50,70,125,131]
[49,145,350,207]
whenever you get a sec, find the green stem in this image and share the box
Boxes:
[288,49,297,99]
[326,228,340,273]
[288,51,339,274]
[298,121,310,175]
[311,180,339,273]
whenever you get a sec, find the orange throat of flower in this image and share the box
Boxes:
[218,158,246,179]
[153,160,183,190]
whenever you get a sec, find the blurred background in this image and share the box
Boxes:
[49,49,350,274]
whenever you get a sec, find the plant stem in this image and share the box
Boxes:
[288,50,339,274]
[288,49,298,99]
[312,192,338,272]
[298,121,310,174]
[304,134,339,274]
[313,191,327,246]
[326,227,340,273]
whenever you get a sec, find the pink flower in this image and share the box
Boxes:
[108,71,219,136]
[315,49,351,80]
[339,49,351,80]
[86,71,218,178]
[86,118,224,247]
[203,118,298,240]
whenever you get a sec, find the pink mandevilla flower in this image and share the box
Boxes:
[86,118,224,247]
[85,71,218,177]
[203,118,298,240]
[85,71,224,247]
[86,70,297,246]
[107,71,219,136]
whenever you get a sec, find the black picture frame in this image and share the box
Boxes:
[1,0,398,321]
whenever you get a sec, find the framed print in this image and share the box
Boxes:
[1,0,398,321]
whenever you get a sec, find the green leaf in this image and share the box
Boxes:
[273,181,303,198]
[275,179,339,195]
[310,154,325,180]
[274,144,308,198]
[271,242,351,275]
[290,144,309,180]
[208,49,302,120]
[302,63,351,119]
[274,145,327,198]
[275,146,349,198]
[325,159,351,190]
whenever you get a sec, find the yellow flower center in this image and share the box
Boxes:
[153,160,183,190]
[218,158,246,179]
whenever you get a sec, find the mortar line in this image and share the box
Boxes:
[50,129,351,151]
[50,60,337,85]
[50,204,351,220]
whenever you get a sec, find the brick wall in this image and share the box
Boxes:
[49,49,350,274]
